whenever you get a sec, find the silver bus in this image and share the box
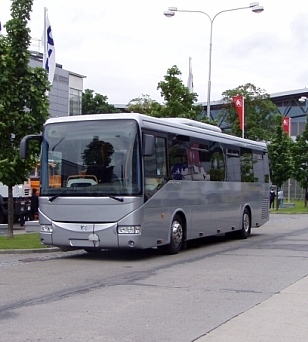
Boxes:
[20,113,270,254]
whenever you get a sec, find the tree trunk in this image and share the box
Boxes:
[7,185,14,238]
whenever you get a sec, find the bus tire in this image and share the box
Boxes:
[0,210,4,224]
[162,214,183,255]
[238,208,251,239]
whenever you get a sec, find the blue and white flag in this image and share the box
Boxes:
[187,57,194,93]
[42,9,56,85]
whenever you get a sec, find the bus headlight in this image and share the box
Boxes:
[41,225,53,233]
[117,225,141,234]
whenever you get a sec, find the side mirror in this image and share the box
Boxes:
[143,134,155,156]
[20,134,42,159]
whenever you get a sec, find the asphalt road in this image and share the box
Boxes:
[1,214,308,341]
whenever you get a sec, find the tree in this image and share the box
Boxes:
[152,65,204,120]
[126,94,160,115]
[268,115,293,210]
[82,89,121,114]
[292,118,308,207]
[0,0,50,238]
[221,83,278,141]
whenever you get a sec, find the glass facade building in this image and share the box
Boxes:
[199,88,308,138]
[29,51,85,118]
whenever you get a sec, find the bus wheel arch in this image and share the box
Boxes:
[238,206,251,239]
[177,211,187,250]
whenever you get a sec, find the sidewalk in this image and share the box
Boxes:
[196,275,308,341]
[13,225,28,235]
[16,220,40,234]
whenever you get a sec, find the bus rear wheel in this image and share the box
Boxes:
[238,208,251,239]
[162,214,183,255]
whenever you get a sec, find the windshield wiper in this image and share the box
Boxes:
[48,188,74,202]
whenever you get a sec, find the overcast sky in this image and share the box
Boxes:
[1,0,308,105]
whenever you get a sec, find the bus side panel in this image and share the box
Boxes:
[190,182,240,236]
[135,180,269,247]
[142,181,242,239]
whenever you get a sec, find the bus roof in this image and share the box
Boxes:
[45,113,267,151]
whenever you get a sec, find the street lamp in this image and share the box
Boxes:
[164,3,264,119]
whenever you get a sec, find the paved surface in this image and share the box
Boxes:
[2,215,308,341]
[196,212,308,341]
[196,274,308,341]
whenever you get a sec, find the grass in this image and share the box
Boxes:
[0,233,48,249]
[270,199,308,214]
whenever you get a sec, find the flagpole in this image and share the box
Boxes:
[242,97,245,139]
[288,117,291,203]
[43,7,47,67]
[289,117,291,137]
[187,57,193,93]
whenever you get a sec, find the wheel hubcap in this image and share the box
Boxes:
[243,213,250,232]
[171,220,183,247]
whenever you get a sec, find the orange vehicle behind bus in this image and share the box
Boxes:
[29,161,61,191]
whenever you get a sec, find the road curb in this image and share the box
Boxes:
[270,212,308,214]
[0,247,61,254]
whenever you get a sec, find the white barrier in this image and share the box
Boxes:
[25,221,40,233]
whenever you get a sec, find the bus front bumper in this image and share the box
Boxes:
[40,222,118,249]
[39,222,144,249]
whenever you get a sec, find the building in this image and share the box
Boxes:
[29,51,85,117]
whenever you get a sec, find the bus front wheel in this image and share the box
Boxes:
[238,208,251,239]
[162,214,183,255]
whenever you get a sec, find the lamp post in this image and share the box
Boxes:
[164,3,264,119]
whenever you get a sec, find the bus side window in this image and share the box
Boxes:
[241,148,254,182]
[225,147,241,182]
[189,142,210,181]
[209,142,226,181]
[169,135,191,180]
[144,136,167,200]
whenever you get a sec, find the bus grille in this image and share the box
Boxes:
[261,198,269,219]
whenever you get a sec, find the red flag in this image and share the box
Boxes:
[283,117,290,135]
[232,96,244,130]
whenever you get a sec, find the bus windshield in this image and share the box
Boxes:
[40,119,142,197]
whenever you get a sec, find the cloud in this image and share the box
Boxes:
[1,0,308,104]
